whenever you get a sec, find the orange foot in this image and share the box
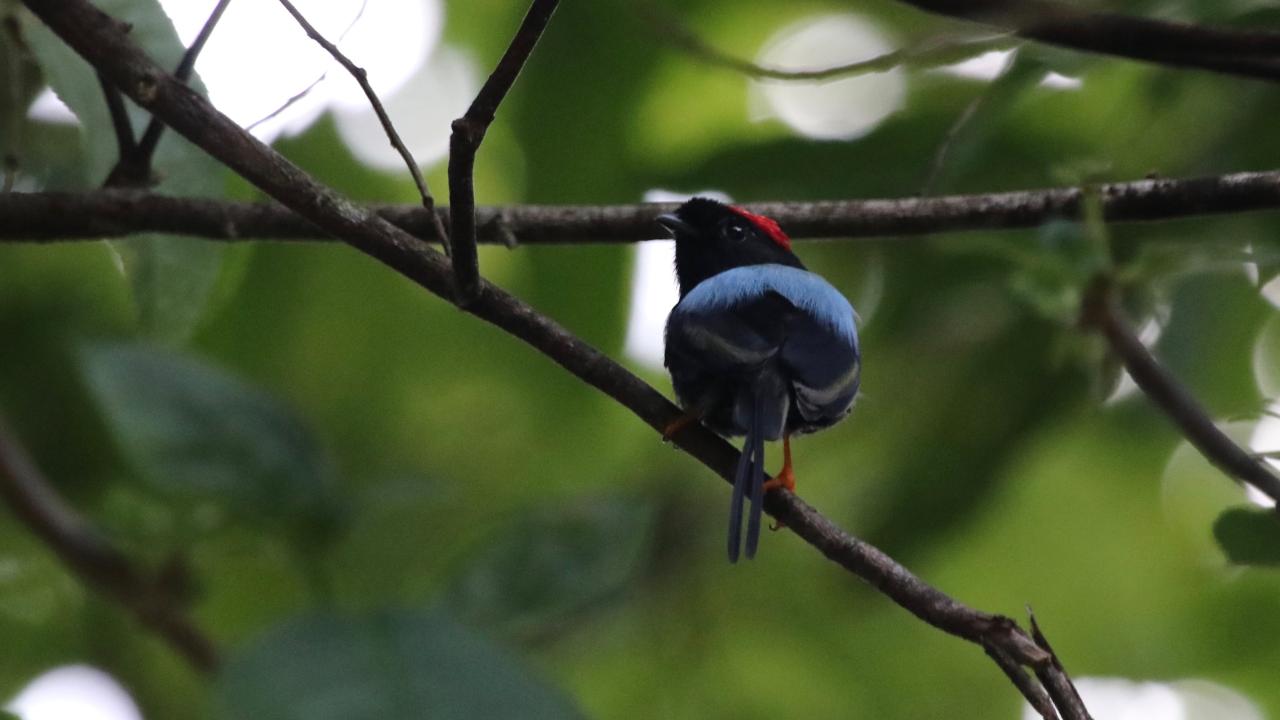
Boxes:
[762,464,795,493]
[763,435,795,531]
[661,412,698,442]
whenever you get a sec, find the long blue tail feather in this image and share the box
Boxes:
[744,391,765,559]
[729,389,768,563]
[728,418,753,563]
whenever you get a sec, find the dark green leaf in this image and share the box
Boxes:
[20,0,228,342]
[218,609,582,720]
[1213,506,1280,567]
[446,497,654,639]
[79,341,338,538]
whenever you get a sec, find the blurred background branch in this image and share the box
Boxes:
[0,413,218,674]
[897,0,1280,81]
[1083,277,1280,506]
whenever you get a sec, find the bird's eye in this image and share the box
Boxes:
[723,223,747,242]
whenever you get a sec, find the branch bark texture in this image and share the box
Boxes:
[5,169,1280,244]
[448,0,558,302]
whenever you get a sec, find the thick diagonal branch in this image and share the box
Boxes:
[0,415,218,673]
[20,2,1087,715]
[448,0,558,302]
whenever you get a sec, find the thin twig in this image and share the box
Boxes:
[246,73,324,132]
[22,1,1089,712]
[97,71,135,156]
[1082,277,1280,506]
[245,0,366,133]
[1028,610,1093,720]
[275,0,447,247]
[985,642,1061,720]
[102,0,232,187]
[646,4,1014,83]
[3,11,25,192]
[7,168,1280,243]
[0,414,218,673]
[448,0,559,303]
[133,0,231,163]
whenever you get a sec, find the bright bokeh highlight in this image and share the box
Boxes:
[334,45,479,170]
[1020,677,1262,720]
[6,665,142,720]
[751,14,906,140]
[623,189,732,369]
[156,0,440,140]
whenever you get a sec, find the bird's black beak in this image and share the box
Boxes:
[656,213,695,239]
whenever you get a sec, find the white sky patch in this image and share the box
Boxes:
[6,665,143,720]
[1252,315,1280,399]
[1247,403,1280,508]
[26,88,78,125]
[934,48,1082,90]
[939,49,1015,81]
[1260,273,1280,308]
[1105,308,1169,405]
[156,0,440,140]
[1020,677,1262,720]
[750,14,906,141]
[623,189,732,370]
[334,45,479,170]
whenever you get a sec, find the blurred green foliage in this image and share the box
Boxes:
[4,0,1280,718]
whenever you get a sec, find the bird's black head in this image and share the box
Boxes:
[657,197,804,297]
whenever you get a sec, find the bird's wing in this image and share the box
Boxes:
[779,311,861,425]
[665,291,794,373]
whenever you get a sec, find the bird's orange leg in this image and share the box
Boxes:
[764,434,795,531]
[661,411,700,442]
[763,434,796,493]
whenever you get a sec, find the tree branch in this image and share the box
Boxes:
[275,0,447,247]
[102,0,231,188]
[1028,611,1093,720]
[448,0,558,303]
[985,642,1060,720]
[898,0,1280,82]
[1082,276,1280,506]
[5,168,1280,244]
[132,0,231,167]
[18,0,1089,714]
[644,4,1014,83]
[0,414,218,673]
[97,70,136,158]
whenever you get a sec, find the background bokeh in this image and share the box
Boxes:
[4,0,1280,718]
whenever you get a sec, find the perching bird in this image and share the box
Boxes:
[658,198,861,562]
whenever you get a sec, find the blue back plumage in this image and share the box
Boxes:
[676,265,858,348]
[666,263,860,439]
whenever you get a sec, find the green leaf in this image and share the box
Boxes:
[20,0,229,342]
[446,498,654,640]
[79,341,339,539]
[218,609,582,720]
[1213,506,1280,567]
